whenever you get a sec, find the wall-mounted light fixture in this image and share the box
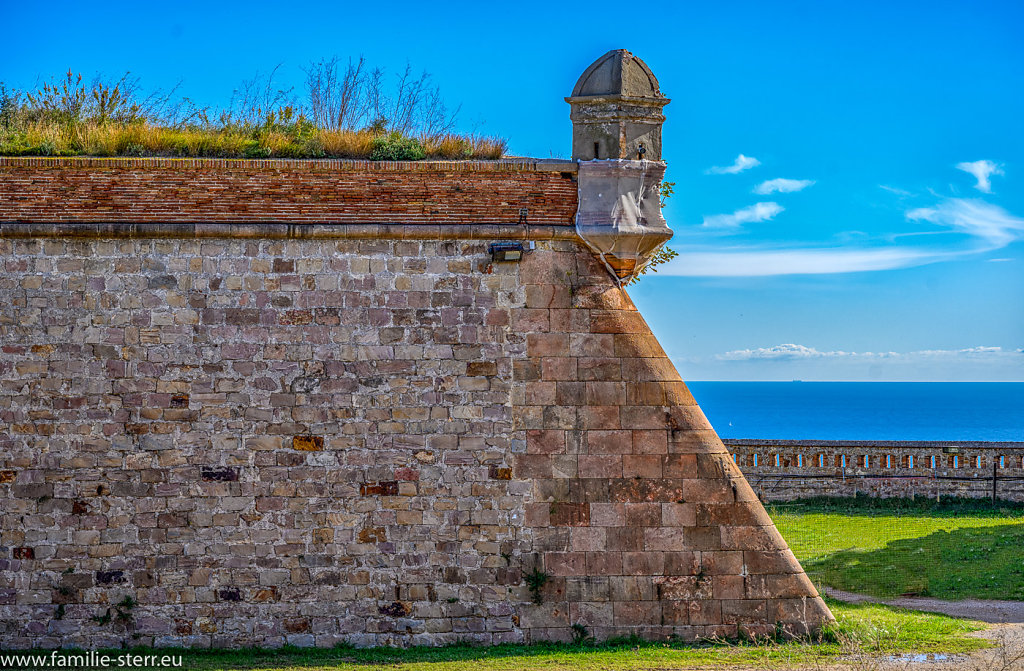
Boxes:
[489,241,532,262]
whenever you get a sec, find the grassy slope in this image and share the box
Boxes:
[771,497,1024,600]
[25,600,985,671]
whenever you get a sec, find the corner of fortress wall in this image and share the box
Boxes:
[510,243,833,641]
[0,48,833,648]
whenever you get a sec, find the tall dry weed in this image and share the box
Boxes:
[1,61,505,160]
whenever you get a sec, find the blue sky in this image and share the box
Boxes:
[6,0,1022,381]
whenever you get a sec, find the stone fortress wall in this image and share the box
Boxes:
[725,440,1024,502]
[0,50,834,649]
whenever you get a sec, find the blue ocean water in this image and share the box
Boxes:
[686,382,1024,442]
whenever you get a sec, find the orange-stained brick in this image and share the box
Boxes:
[292,436,324,451]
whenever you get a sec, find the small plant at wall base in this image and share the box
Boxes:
[571,623,594,645]
[524,567,550,605]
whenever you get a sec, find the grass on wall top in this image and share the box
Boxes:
[0,117,507,161]
[0,69,507,161]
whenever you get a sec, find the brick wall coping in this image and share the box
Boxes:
[724,439,1024,450]
[1,157,580,227]
[0,156,579,173]
[0,222,582,241]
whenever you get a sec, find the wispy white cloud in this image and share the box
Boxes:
[706,154,760,175]
[677,343,1024,380]
[907,198,1024,247]
[663,198,1024,277]
[717,343,1016,361]
[663,246,948,276]
[956,159,1004,193]
[753,178,815,195]
[880,185,912,197]
[954,346,1003,354]
[702,202,783,229]
[718,344,861,361]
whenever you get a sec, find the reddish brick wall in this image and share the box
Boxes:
[0,158,577,226]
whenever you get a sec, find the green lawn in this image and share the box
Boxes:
[21,599,986,671]
[771,496,1024,600]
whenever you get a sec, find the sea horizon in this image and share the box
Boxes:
[686,381,1024,442]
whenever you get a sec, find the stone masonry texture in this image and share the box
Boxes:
[0,159,832,649]
[725,439,1024,502]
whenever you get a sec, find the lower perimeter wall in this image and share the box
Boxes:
[726,440,1024,502]
[0,234,831,649]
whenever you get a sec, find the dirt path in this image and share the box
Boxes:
[824,588,1024,670]
[824,587,1024,623]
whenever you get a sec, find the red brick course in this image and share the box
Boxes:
[0,157,577,226]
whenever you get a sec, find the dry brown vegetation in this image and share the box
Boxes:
[0,61,506,160]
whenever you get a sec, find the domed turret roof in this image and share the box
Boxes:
[570,49,664,99]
